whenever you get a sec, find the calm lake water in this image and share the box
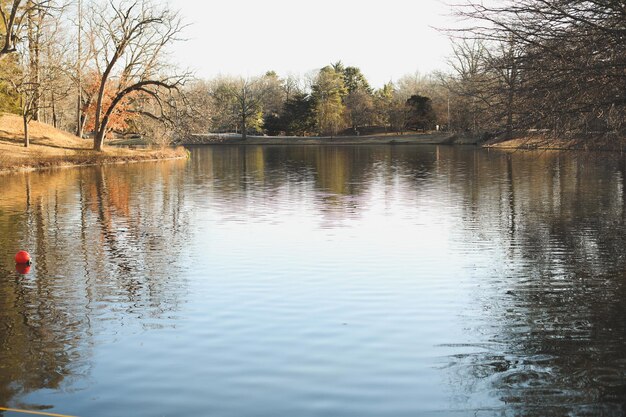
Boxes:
[1,145,625,417]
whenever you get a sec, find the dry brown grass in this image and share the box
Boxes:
[484,131,626,152]
[0,113,187,173]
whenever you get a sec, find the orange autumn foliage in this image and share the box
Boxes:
[83,73,137,133]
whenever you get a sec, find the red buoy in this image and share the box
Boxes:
[15,250,31,264]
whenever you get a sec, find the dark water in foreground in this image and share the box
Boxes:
[0,145,625,417]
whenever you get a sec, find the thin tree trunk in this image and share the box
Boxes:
[94,94,103,137]
[505,48,516,141]
[23,115,29,148]
[27,0,40,121]
[77,98,84,138]
[76,0,83,138]
[79,113,87,138]
[242,115,247,140]
[506,93,513,140]
[52,91,58,128]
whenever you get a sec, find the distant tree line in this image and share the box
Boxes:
[174,63,445,140]
[444,0,626,140]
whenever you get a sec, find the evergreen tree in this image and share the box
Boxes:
[405,94,436,131]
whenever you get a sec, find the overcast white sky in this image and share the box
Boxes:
[167,0,457,87]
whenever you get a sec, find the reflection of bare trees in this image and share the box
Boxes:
[0,162,189,407]
[442,150,626,415]
[0,178,91,408]
[80,164,190,313]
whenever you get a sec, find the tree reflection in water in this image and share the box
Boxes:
[440,150,626,416]
[0,162,190,409]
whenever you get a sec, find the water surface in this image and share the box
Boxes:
[0,145,625,416]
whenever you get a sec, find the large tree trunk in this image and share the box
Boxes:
[94,131,104,151]
[94,123,107,151]
[94,98,114,151]
[241,115,247,140]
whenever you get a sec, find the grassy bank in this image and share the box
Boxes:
[484,132,626,152]
[0,114,188,174]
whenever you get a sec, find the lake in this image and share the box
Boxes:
[0,145,625,416]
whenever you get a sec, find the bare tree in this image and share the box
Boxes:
[1,1,68,147]
[486,37,522,139]
[168,79,213,140]
[35,1,73,128]
[0,0,24,59]
[0,0,51,60]
[282,73,304,103]
[227,77,265,140]
[444,39,491,132]
[14,78,37,147]
[5,55,58,147]
[87,0,187,151]
[448,0,626,138]
[1,0,55,127]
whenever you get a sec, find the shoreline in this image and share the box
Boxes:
[0,147,189,175]
[180,132,480,146]
[180,133,626,153]
[484,133,626,153]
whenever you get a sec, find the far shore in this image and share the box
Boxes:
[178,131,626,152]
[178,132,482,146]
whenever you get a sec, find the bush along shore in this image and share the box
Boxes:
[0,114,188,174]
